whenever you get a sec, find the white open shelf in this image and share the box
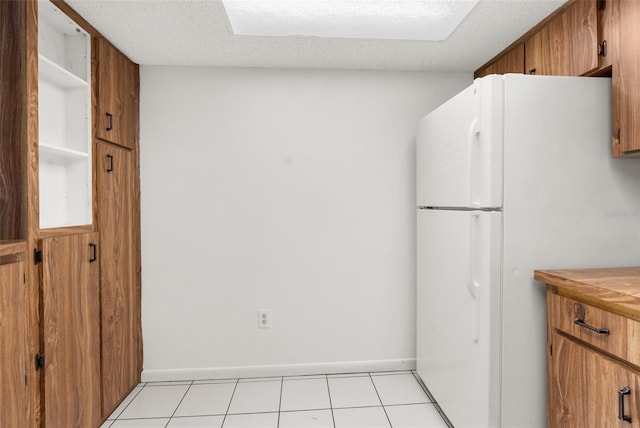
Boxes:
[38,54,87,89]
[38,0,92,229]
[40,143,89,164]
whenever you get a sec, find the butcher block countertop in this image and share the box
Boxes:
[535,268,640,322]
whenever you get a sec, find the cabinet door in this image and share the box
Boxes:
[96,142,141,417]
[0,247,29,427]
[597,0,618,71]
[613,0,640,156]
[95,38,138,150]
[548,331,640,426]
[475,43,524,78]
[525,0,598,76]
[41,233,101,428]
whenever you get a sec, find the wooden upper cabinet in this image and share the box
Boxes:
[474,43,524,78]
[525,0,598,76]
[596,0,618,72]
[40,233,101,428]
[95,37,139,150]
[613,0,640,156]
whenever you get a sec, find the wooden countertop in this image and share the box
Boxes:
[535,267,640,322]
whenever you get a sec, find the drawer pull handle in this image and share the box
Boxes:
[574,319,610,335]
[619,387,632,423]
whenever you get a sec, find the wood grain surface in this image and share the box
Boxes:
[0,0,28,240]
[96,142,141,417]
[41,233,101,427]
[0,245,29,427]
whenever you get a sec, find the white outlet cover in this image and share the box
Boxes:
[258,309,272,329]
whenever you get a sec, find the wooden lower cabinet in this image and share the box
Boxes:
[538,269,640,428]
[40,233,101,427]
[548,331,640,426]
[0,242,30,427]
[96,141,142,417]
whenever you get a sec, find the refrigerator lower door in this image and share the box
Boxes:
[417,208,502,428]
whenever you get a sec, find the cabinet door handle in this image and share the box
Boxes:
[89,243,97,263]
[528,68,537,75]
[574,318,610,335]
[619,387,632,423]
[106,154,114,173]
[106,112,113,131]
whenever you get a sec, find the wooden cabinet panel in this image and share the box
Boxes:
[525,0,598,76]
[474,43,524,78]
[548,331,640,426]
[0,0,28,240]
[0,243,29,427]
[96,142,141,417]
[566,0,599,76]
[613,0,640,156]
[597,0,618,71]
[548,293,632,363]
[95,38,138,150]
[41,232,101,428]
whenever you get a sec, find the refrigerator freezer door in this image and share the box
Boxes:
[416,208,502,428]
[416,75,503,209]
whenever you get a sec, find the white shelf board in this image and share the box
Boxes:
[39,54,87,89]
[40,143,89,164]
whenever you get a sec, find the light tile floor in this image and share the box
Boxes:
[101,371,450,428]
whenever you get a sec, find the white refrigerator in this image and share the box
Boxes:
[416,74,640,428]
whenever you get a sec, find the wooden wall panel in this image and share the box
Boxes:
[0,1,27,240]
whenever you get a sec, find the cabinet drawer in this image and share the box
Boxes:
[548,293,640,365]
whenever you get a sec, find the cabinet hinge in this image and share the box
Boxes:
[598,41,607,57]
[35,354,45,371]
[597,0,606,11]
[33,249,42,265]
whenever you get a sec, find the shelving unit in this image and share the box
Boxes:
[38,0,92,229]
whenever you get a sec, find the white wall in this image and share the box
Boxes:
[140,66,471,380]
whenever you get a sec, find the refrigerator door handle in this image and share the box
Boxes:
[468,118,481,207]
[468,213,481,342]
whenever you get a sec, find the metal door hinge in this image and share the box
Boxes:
[598,41,607,57]
[33,249,42,265]
[35,354,45,370]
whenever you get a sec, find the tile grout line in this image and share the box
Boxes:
[111,383,147,421]
[325,375,337,428]
[368,372,393,428]
[164,380,194,427]
[276,376,284,428]
[220,378,240,428]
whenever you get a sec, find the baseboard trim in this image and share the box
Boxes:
[141,359,416,382]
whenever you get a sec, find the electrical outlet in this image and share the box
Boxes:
[258,309,271,329]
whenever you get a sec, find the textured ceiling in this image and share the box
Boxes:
[66,0,567,72]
